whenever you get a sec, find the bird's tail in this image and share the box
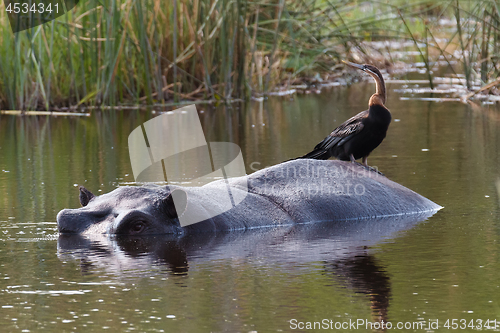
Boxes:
[286,148,330,162]
[300,148,331,160]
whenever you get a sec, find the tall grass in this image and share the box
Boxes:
[0,0,341,110]
[451,0,500,89]
[0,0,499,110]
[334,0,500,91]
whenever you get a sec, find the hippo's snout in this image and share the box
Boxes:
[57,209,78,233]
[57,205,181,235]
[57,208,97,234]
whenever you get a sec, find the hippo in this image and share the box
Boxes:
[56,159,442,235]
[57,211,437,272]
[57,212,435,321]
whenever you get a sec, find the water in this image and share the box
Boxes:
[0,82,499,332]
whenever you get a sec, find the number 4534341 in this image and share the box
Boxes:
[444,319,498,330]
[5,2,59,14]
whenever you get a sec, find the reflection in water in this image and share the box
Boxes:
[58,211,437,326]
[1,85,500,332]
[58,234,189,275]
[328,255,390,326]
[496,178,500,208]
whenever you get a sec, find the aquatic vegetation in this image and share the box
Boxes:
[0,0,499,110]
[0,0,339,109]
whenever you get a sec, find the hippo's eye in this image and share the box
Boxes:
[129,221,146,235]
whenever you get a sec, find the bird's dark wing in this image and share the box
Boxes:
[299,110,368,160]
[329,110,368,140]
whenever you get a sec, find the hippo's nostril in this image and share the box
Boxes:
[56,208,91,234]
[57,226,76,234]
[56,210,71,233]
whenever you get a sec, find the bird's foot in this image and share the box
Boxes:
[353,162,385,176]
[365,165,384,176]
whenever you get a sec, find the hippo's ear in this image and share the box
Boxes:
[162,189,188,219]
[79,186,95,207]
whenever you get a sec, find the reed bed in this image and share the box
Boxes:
[0,0,499,110]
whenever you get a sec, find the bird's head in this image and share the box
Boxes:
[343,61,386,106]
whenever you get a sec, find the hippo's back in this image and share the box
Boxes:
[223,160,441,224]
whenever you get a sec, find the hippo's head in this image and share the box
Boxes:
[57,185,187,235]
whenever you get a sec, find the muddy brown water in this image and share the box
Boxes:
[0,82,499,332]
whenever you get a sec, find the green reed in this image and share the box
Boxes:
[0,0,351,109]
[0,0,499,110]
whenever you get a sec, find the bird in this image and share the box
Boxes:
[297,61,391,170]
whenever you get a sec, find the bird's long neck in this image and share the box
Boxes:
[368,75,386,107]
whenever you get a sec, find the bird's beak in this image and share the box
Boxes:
[342,60,365,71]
